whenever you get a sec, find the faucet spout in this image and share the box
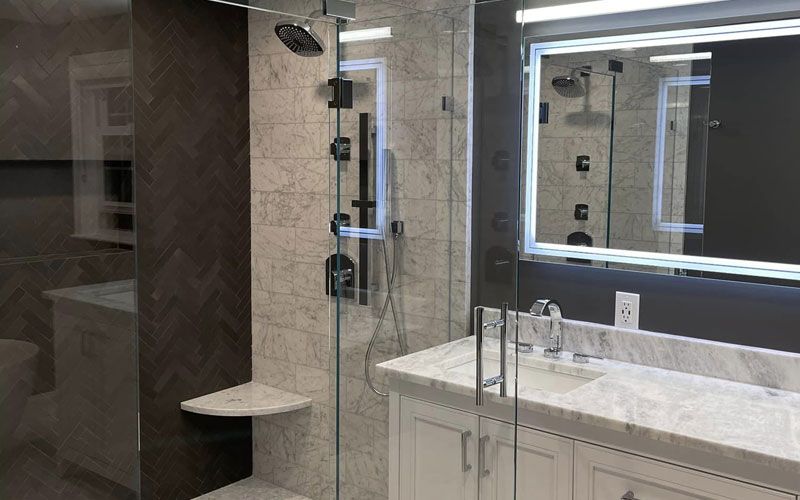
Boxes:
[530,299,563,359]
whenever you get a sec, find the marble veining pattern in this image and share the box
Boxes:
[377,337,800,475]
[180,382,312,417]
[194,476,311,500]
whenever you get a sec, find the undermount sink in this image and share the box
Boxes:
[446,350,605,394]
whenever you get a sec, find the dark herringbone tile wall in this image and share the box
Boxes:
[131,0,252,498]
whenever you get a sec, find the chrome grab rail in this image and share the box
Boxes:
[474,303,508,406]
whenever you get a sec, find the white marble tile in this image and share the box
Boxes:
[252,225,295,261]
[252,123,326,160]
[251,89,297,124]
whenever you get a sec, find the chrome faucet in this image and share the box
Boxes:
[530,299,563,359]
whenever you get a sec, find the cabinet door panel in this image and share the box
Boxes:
[575,443,794,500]
[480,418,573,500]
[400,397,479,500]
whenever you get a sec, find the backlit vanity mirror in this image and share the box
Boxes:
[523,19,800,282]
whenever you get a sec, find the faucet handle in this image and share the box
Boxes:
[573,353,603,364]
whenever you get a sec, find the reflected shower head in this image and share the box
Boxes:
[552,69,587,98]
[275,20,324,57]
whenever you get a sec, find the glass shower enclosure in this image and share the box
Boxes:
[0,2,138,498]
[331,2,526,500]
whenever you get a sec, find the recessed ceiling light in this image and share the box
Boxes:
[516,0,729,23]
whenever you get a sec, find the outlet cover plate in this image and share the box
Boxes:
[615,291,640,329]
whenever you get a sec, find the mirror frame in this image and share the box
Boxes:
[523,18,800,281]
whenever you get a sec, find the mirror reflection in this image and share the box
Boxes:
[527,31,800,281]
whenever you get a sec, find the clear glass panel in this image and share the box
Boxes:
[0,1,138,498]
[332,4,489,500]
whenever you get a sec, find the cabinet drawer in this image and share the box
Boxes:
[575,443,793,500]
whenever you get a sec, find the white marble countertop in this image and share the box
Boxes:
[180,382,311,417]
[377,337,800,475]
[193,477,310,499]
[43,279,135,313]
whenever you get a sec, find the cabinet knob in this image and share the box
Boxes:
[621,491,641,500]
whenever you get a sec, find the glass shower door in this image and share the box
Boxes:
[331,2,525,499]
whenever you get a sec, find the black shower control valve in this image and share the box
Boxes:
[574,204,589,221]
[330,137,351,160]
[330,213,351,235]
[576,155,591,171]
[325,254,355,299]
[328,77,353,109]
[567,231,593,265]
[391,220,404,236]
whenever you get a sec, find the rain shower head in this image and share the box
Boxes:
[275,20,325,57]
[552,69,588,98]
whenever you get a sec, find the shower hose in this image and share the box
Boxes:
[365,232,408,397]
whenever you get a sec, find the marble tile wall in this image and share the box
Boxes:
[248,5,472,500]
[249,10,336,499]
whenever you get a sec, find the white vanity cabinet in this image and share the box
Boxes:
[479,418,573,500]
[398,397,573,500]
[574,443,795,500]
[399,398,479,500]
[394,396,798,500]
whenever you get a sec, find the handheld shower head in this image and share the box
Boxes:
[275,19,325,57]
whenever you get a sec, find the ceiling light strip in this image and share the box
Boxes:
[516,0,729,23]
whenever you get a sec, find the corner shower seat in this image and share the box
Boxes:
[180,381,311,417]
[194,477,312,499]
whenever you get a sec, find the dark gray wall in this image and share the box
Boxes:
[132,0,252,497]
[703,36,800,265]
[472,1,800,353]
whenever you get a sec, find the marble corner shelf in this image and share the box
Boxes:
[180,382,311,417]
[193,476,311,499]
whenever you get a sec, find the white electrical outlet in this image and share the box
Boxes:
[615,291,640,329]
